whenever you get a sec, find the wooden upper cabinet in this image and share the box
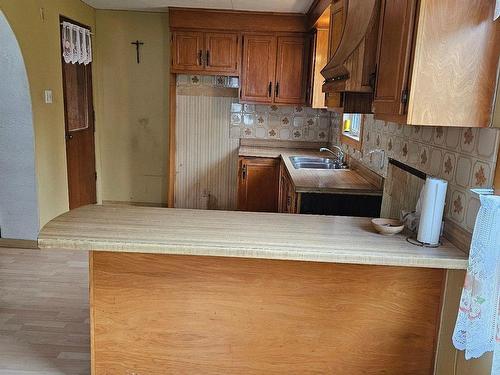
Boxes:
[372,0,417,123]
[172,31,204,72]
[241,34,277,104]
[171,30,239,75]
[274,36,308,105]
[328,1,345,59]
[241,33,309,105]
[237,157,280,213]
[374,0,500,127]
[204,32,239,74]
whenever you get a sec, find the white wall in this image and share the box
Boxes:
[0,11,39,240]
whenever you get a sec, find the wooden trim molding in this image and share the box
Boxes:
[494,144,500,189]
[102,201,167,208]
[0,238,38,249]
[340,132,362,151]
[169,8,307,33]
[167,73,176,208]
[340,114,364,151]
[306,0,331,29]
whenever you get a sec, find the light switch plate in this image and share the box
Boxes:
[44,89,53,104]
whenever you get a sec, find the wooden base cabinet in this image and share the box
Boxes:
[237,157,280,212]
[278,162,299,213]
[90,251,445,375]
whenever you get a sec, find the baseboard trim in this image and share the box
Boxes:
[102,200,167,208]
[0,238,39,249]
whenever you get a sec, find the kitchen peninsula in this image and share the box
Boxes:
[39,204,468,374]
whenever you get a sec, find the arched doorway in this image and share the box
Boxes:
[0,11,39,240]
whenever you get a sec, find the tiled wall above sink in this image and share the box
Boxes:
[177,74,331,143]
[230,103,331,142]
[331,114,500,233]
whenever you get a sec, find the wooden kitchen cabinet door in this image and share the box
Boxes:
[172,31,204,72]
[278,165,296,214]
[274,36,308,105]
[237,157,280,212]
[240,34,277,103]
[204,32,240,74]
[372,0,418,122]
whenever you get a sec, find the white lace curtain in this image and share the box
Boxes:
[61,21,92,65]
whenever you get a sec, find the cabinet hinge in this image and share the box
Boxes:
[401,88,409,105]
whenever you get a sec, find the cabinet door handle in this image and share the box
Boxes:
[206,50,210,66]
[275,82,280,97]
[268,82,272,97]
[198,50,203,66]
[242,164,247,180]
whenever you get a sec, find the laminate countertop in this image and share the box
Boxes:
[239,146,382,195]
[38,205,468,270]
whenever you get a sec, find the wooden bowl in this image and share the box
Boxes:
[371,218,405,236]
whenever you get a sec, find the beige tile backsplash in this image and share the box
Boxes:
[230,103,331,142]
[177,74,331,143]
[331,114,500,233]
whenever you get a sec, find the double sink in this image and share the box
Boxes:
[290,156,348,170]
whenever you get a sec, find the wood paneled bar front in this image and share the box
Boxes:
[39,205,469,374]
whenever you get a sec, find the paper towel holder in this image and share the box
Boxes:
[406,236,442,248]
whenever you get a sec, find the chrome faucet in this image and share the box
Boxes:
[320,146,345,164]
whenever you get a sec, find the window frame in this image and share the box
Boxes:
[340,113,364,151]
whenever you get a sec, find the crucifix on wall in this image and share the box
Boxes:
[131,40,144,64]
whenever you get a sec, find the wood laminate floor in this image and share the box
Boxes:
[0,247,90,374]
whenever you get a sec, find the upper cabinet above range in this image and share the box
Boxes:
[373,0,499,127]
[321,0,379,95]
[171,31,240,75]
[313,0,380,113]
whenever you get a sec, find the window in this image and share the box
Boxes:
[340,113,364,151]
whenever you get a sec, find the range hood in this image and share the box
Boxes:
[321,0,379,95]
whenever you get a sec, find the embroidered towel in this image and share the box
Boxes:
[453,195,500,375]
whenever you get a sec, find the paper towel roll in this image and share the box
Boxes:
[417,177,448,245]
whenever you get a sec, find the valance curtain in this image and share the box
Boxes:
[61,21,92,65]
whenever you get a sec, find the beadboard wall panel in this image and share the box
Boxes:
[175,94,239,210]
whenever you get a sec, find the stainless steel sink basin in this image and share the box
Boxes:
[289,156,348,170]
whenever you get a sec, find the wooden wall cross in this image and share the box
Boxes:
[131,40,144,64]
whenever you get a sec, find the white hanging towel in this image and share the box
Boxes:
[453,195,500,375]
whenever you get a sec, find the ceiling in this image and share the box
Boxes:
[81,0,315,13]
